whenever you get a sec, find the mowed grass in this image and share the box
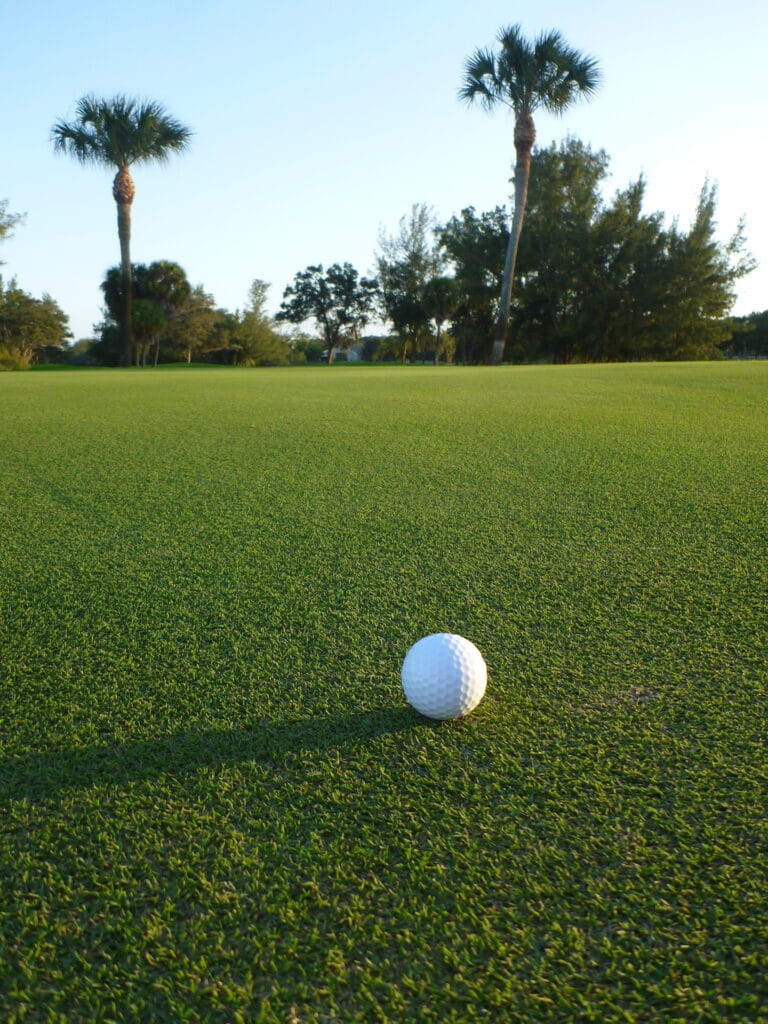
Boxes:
[1,362,766,1023]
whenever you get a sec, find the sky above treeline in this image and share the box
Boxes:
[2,0,766,340]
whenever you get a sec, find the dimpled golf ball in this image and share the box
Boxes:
[401,633,487,720]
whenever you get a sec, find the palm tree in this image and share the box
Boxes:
[460,26,600,364]
[52,95,192,367]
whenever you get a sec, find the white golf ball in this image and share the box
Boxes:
[401,633,487,720]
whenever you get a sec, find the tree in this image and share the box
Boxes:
[524,148,753,361]
[165,285,220,364]
[652,183,754,359]
[232,280,290,366]
[101,260,191,366]
[52,95,192,367]
[513,144,755,362]
[66,337,101,365]
[0,200,24,263]
[131,299,167,367]
[202,310,239,363]
[440,140,754,363]
[460,25,600,363]
[139,260,191,314]
[288,334,325,363]
[580,177,671,362]
[136,260,190,366]
[377,204,443,361]
[512,138,620,362]
[193,285,290,367]
[421,276,459,363]
[0,277,71,369]
[162,286,221,366]
[438,206,508,363]
[276,263,378,363]
[726,311,768,358]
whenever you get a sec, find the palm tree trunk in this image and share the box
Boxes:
[117,202,132,367]
[492,111,536,365]
[113,166,135,368]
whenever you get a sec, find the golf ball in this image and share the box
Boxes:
[401,633,487,720]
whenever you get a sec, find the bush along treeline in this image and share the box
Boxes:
[1,139,762,369]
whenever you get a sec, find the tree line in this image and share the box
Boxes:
[2,138,762,368]
[1,23,764,369]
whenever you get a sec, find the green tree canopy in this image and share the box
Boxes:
[164,285,221,364]
[439,139,755,363]
[514,142,754,361]
[101,260,192,366]
[726,311,768,358]
[438,206,508,363]
[376,204,444,361]
[0,277,71,369]
[233,280,290,366]
[276,264,378,363]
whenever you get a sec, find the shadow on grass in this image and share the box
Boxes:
[1,707,426,803]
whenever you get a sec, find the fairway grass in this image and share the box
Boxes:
[1,363,766,1023]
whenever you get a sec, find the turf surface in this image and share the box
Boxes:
[1,363,766,1022]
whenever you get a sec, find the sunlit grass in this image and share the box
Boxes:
[1,362,766,1022]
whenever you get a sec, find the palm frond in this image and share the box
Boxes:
[131,100,193,165]
[496,23,527,53]
[52,95,106,165]
[51,94,192,169]
[565,53,602,98]
[459,47,506,109]
[532,32,600,115]
[460,24,601,119]
[497,27,538,112]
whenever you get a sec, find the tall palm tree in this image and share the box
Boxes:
[52,95,192,367]
[461,26,600,364]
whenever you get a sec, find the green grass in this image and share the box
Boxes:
[1,363,766,1023]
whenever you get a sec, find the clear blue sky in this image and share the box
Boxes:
[2,0,766,340]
